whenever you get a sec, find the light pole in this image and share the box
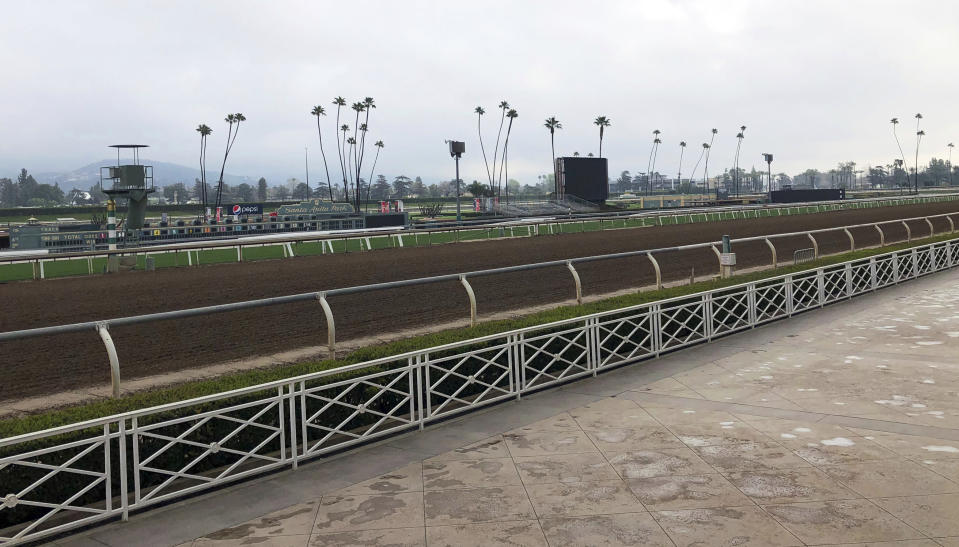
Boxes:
[448,140,465,222]
[948,143,954,186]
[762,153,773,201]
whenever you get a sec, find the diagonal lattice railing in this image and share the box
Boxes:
[1,238,956,545]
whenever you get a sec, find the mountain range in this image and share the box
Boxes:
[33,160,263,190]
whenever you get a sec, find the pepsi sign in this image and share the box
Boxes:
[229,204,263,216]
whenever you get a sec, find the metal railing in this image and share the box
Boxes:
[3,192,957,280]
[1,235,957,545]
[1,211,957,400]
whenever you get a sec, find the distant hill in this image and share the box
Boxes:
[34,160,259,190]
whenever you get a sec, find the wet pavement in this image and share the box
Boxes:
[55,268,959,546]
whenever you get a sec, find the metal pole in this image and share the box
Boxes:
[455,155,461,222]
[107,199,117,251]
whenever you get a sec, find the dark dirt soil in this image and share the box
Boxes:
[2,202,957,400]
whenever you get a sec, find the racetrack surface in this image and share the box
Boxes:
[2,201,958,401]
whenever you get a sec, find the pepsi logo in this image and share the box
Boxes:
[232,205,241,214]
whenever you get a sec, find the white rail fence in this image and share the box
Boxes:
[1,237,958,544]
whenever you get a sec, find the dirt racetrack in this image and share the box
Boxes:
[2,202,958,401]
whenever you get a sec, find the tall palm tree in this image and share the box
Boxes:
[700,143,711,195]
[332,97,348,201]
[215,112,245,213]
[949,142,955,186]
[365,140,385,207]
[195,124,212,214]
[476,107,494,195]
[491,101,510,196]
[356,97,376,210]
[499,109,519,200]
[733,126,746,196]
[676,141,687,192]
[544,116,562,194]
[646,129,661,195]
[311,105,334,200]
[914,113,923,193]
[890,118,906,190]
[703,128,717,197]
[339,123,351,202]
[594,116,611,158]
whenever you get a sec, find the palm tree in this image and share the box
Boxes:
[365,140,385,208]
[646,129,661,195]
[332,97,348,201]
[733,126,746,196]
[703,128,717,197]
[215,112,245,213]
[544,116,562,194]
[195,124,212,214]
[700,143,711,195]
[355,97,376,210]
[499,109,519,201]
[475,107,495,195]
[339,124,351,202]
[594,116,611,158]
[491,101,510,197]
[914,113,923,193]
[311,105,334,200]
[676,141,687,192]
[949,142,955,186]
[890,118,907,190]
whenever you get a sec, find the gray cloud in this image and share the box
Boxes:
[2,0,957,185]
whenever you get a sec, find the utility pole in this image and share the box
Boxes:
[762,153,773,201]
[448,140,465,222]
[305,147,310,199]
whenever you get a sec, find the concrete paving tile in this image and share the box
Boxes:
[194,536,310,546]
[421,458,521,490]
[873,493,959,537]
[915,459,959,482]
[425,520,546,546]
[667,421,776,447]
[740,417,856,442]
[513,452,619,484]
[195,500,319,541]
[627,473,753,511]
[762,499,923,545]
[425,435,510,461]
[539,512,674,546]
[308,527,425,546]
[584,425,685,453]
[652,505,801,546]
[313,492,424,533]
[789,436,901,465]
[503,412,580,433]
[868,432,959,460]
[524,479,642,518]
[636,403,741,426]
[821,459,959,498]
[501,428,597,457]
[724,468,861,504]
[936,537,959,546]
[332,463,423,496]
[568,402,659,429]
[607,447,715,479]
[423,486,535,525]
[692,441,811,472]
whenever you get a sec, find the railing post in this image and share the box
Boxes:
[817,268,825,307]
[892,252,900,283]
[711,245,722,272]
[96,322,121,398]
[460,275,477,326]
[746,282,758,326]
[845,263,853,298]
[316,292,335,358]
[869,257,878,291]
[132,416,140,504]
[703,293,714,341]
[925,217,934,237]
[912,248,920,277]
[785,276,795,316]
[807,233,819,258]
[843,228,855,251]
[947,214,955,233]
[236,246,243,262]
[416,357,426,429]
[874,224,885,247]
[118,418,128,521]
[288,382,298,468]
[902,220,911,242]
[764,238,777,268]
[651,303,662,356]
[567,261,582,305]
[516,332,525,399]
[647,252,662,290]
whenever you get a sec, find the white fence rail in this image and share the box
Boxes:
[1,238,958,545]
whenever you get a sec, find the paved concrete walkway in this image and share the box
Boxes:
[56,269,959,546]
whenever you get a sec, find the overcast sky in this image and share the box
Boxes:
[2,0,957,186]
